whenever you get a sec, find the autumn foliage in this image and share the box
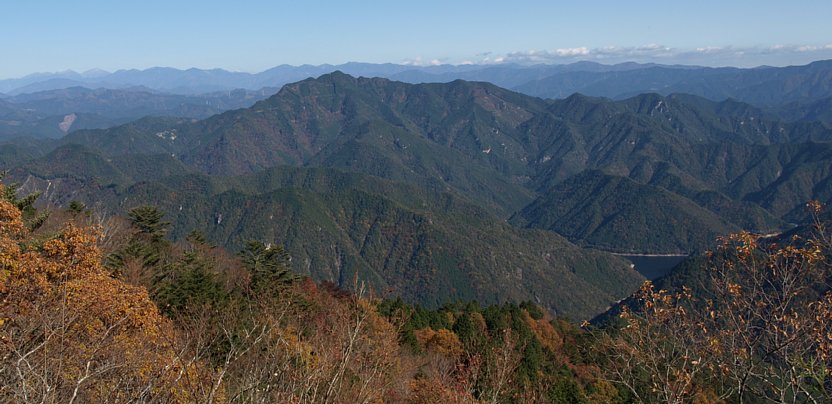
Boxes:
[0,184,600,402]
[4,175,831,403]
[0,184,206,402]
[601,201,832,403]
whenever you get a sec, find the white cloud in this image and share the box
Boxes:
[555,47,590,56]
[486,43,832,67]
[797,44,832,52]
[400,57,423,66]
[695,46,717,52]
[404,43,832,69]
[502,45,673,64]
[401,57,448,66]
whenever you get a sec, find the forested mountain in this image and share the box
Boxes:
[511,170,738,252]
[4,59,831,145]
[777,96,832,125]
[39,73,832,239]
[4,72,832,317]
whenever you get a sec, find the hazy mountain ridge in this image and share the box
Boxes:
[517,59,832,106]
[0,86,275,141]
[4,59,832,107]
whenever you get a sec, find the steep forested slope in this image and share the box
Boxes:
[512,170,738,252]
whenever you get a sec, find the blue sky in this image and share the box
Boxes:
[2,0,831,78]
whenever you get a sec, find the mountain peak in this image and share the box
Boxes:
[81,68,110,78]
[311,70,361,84]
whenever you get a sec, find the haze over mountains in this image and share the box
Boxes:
[3,60,832,104]
[2,60,832,318]
[0,87,276,140]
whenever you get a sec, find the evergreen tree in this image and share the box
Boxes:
[453,312,483,350]
[154,248,226,315]
[127,205,170,241]
[68,200,86,214]
[106,206,171,272]
[0,171,48,231]
[238,240,297,294]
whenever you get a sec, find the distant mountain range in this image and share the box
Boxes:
[3,60,832,107]
[0,63,488,95]
[3,71,832,317]
[0,87,276,140]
